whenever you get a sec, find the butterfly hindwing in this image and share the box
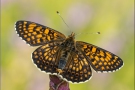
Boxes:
[76,41,123,73]
[32,42,62,74]
[61,50,92,83]
[15,21,66,46]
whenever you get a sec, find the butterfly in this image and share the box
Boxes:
[15,20,124,83]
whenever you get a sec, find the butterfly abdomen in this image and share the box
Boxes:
[58,51,69,69]
[58,35,75,70]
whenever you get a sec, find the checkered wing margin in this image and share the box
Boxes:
[15,21,66,46]
[61,50,92,83]
[32,42,61,74]
[76,41,123,73]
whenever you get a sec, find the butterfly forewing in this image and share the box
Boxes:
[15,21,66,46]
[76,41,123,73]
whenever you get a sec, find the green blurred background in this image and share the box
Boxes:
[1,0,134,90]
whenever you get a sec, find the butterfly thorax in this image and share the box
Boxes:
[58,32,76,70]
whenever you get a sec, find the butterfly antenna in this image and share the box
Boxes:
[57,11,72,33]
[75,32,100,37]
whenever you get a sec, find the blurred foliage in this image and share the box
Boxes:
[1,0,134,90]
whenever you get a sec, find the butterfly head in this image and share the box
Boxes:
[60,32,75,49]
[68,32,75,39]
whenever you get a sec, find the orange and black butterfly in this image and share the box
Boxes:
[15,20,123,83]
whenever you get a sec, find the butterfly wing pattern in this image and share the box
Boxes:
[15,20,124,83]
[76,41,123,73]
[15,21,66,46]
[32,42,62,74]
[61,50,92,83]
